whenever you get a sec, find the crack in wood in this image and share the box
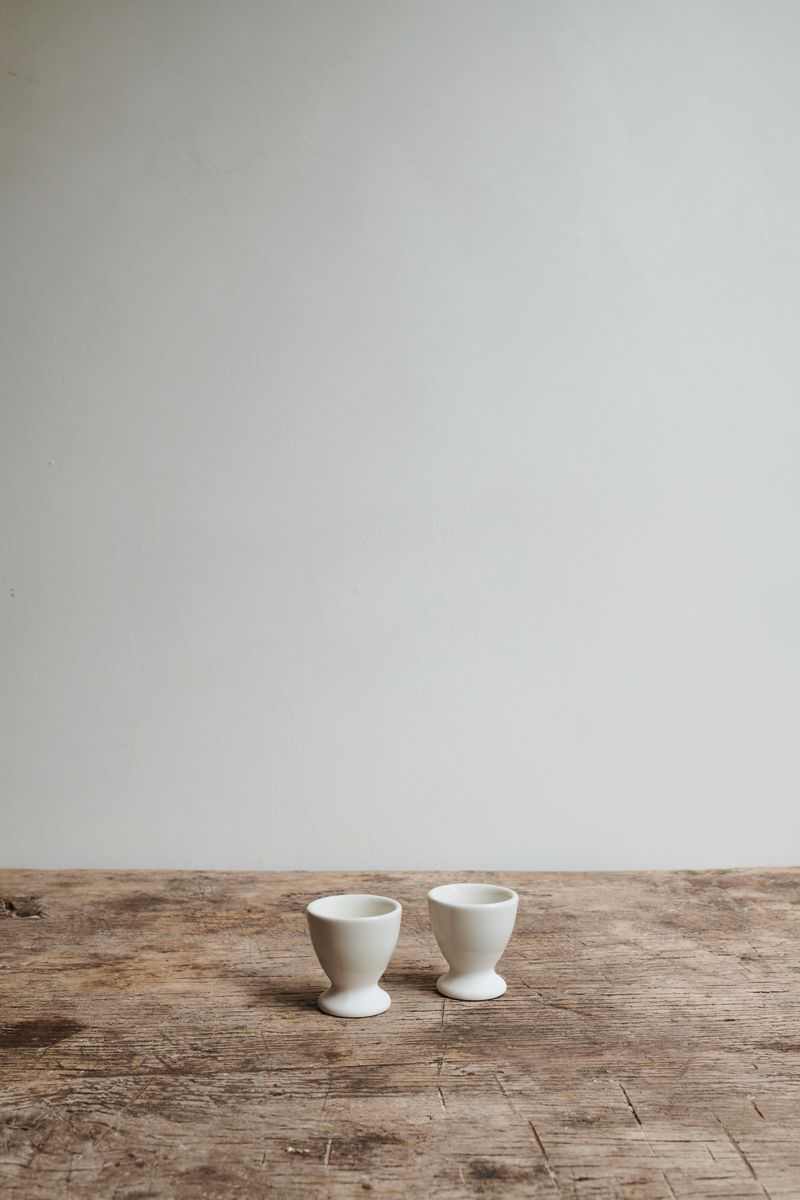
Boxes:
[618,1081,659,1159]
[70,1078,154,1168]
[528,1121,563,1196]
[520,979,594,1019]
[494,1074,563,1196]
[436,996,447,1077]
[619,1082,643,1127]
[716,1117,772,1198]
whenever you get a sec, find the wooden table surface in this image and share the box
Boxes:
[1,870,799,1199]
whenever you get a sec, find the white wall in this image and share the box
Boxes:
[2,0,799,870]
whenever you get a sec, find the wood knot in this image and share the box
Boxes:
[1,897,43,918]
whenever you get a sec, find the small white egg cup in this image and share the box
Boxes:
[427,883,518,1001]
[306,893,402,1018]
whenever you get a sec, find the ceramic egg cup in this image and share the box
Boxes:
[305,893,402,1018]
[427,882,518,1000]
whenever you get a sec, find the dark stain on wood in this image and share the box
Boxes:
[332,1133,402,1158]
[468,1159,532,1182]
[2,896,43,917]
[106,892,177,914]
[0,1018,83,1048]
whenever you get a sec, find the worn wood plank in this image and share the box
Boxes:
[1,869,799,1197]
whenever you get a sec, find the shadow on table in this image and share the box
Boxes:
[233,965,440,1012]
[383,966,440,997]
[238,975,321,1013]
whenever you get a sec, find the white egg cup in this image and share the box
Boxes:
[428,883,518,1001]
[306,893,402,1018]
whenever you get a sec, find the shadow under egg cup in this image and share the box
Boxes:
[427,883,518,1000]
[306,894,402,1018]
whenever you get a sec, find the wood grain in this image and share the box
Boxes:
[1,870,799,1198]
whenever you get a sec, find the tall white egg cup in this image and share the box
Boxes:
[306,894,402,1018]
[427,883,518,1001]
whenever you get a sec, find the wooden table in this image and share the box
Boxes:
[1,870,799,1198]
